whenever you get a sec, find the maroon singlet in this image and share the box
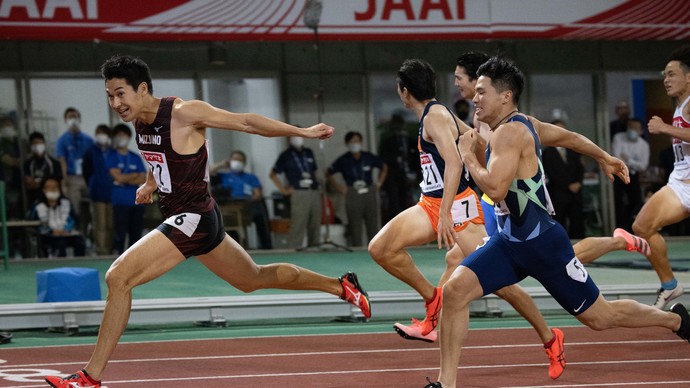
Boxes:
[135,97,214,218]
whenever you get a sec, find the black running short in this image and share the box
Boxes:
[156,202,226,258]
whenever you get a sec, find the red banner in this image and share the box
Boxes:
[1,0,688,41]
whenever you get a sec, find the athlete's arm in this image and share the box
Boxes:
[424,107,462,249]
[175,99,334,140]
[648,115,690,142]
[135,169,157,204]
[530,115,629,183]
[459,122,522,202]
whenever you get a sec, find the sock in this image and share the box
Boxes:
[543,330,556,348]
[661,279,678,291]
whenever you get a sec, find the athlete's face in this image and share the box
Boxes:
[454,66,476,99]
[105,78,146,122]
[663,60,690,98]
[472,75,504,125]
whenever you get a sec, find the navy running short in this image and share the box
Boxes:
[461,222,600,316]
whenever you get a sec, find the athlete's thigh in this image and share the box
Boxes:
[108,229,186,288]
[195,234,261,285]
[370,204,436,251]
[636,185,689,231]
[455,222,488,258]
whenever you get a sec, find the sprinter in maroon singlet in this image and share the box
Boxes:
[45,55,372,388]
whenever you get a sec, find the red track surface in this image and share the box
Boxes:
[0,326,689,387]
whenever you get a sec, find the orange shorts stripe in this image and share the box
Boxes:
[417,187,484,233]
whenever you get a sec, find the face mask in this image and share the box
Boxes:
[115,137,129,148]
[95,134,110,146]
[31,143,46,155]
[0,126,17,139]
[290,137,304,148]
[348,143,362,153]
[626,129,639,141]
[45,191,60,201]
[66,118,80,130]
[230,160,244,172]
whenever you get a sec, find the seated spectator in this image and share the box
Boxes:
[105,124,147,255]
[24,131,63,206]
[212,150,273,249]
[29,177,85,257]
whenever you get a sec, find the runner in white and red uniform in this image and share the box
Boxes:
[45,55,371,388]
[633,45,690,310]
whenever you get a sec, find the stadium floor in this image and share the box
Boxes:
[1,239,689,349]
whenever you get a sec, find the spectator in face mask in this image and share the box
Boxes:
[326,131,388,247]
[105,124,147,255]
[611,118,649,230]
[270,135,321,249]
[55,107,93,218]
[24,131,63,205]
[82,124,114,255]
[29,177,85,258]
[211,150,273,249]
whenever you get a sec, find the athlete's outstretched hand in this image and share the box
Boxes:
[599,155,630,184]
[136,180,157,205]
[303,123,334,140]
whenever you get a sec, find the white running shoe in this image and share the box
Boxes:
[653,284,684,309]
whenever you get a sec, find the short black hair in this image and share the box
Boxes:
[345,131,362,143]
[476,57,524,105]
[95,124,111,136]
[112,123,132,137]
[456,51,490,81]
[397,59,436,101]
[230,150,247,162]
[101,55,154,94]
[29,131,45,142]
[668,45,690,73]
[64,107,80,119]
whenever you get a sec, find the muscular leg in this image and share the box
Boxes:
[196,235,342,295]
[574,237,626,265]
[633,186,689,283]
[493,285,552,343]
[368,205,438,300]
[439,223,486,286]
[577,294,680,331]
[437,266,484,387]
[85,230,186,380]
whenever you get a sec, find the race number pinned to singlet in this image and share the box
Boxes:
[566,257,589,283]
[163,212,202,237]
[141,151,172,194]
[419,153,443,193]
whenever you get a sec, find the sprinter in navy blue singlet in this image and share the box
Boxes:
[431,56,690,388]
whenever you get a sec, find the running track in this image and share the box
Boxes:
[0,326,689,387]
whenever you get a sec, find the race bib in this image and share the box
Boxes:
[141,151,172,194]
[565,257,588,283]
[419,153,443,193]
[163,212,201,237]
[450,195,480,226]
